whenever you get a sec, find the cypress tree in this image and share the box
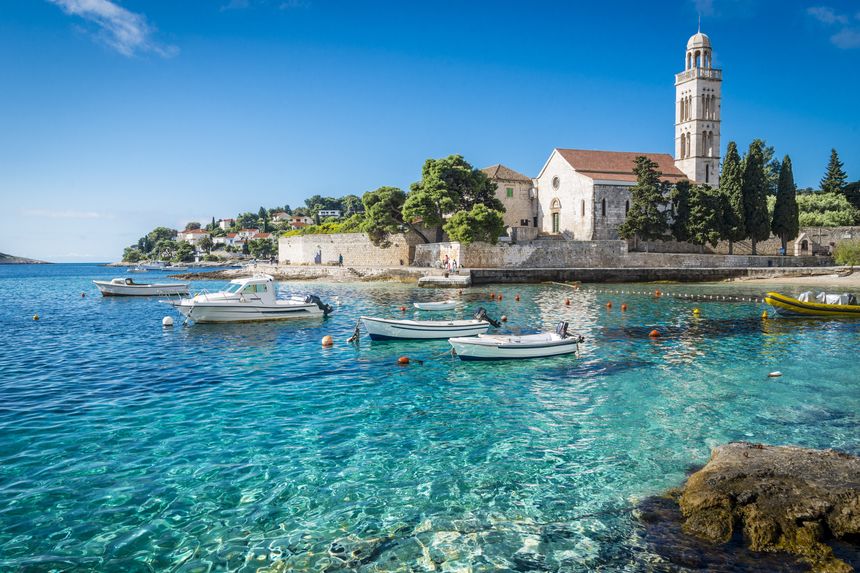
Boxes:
[618,156,669,246]
[771,155,799,254]
[741,140,770,255]
[719,141,745,254]
[820,148,847,195]
[687,185,726,251]
[670,179,692,243]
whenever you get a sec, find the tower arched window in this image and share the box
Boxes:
[705,164,710,184]
[601,198,606,217]
[695,50,701,68]
[581,199,585,218]
[680,133,686,158]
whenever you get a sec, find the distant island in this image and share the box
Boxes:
[0,252,49,264]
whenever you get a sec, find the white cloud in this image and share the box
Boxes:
[807,6,848,24]
[22,208,114,220]
[805,5,860,49]
[47,0,177,57]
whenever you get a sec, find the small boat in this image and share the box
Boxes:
[167,265,189,271]
[413,300,458,311]
[361,308,500,340]
[126,265,147,273]
[162,274,332,323]
[449,322,584,361]
[142,262,167,270]
[94,277,189,297]
[764,291,860,317]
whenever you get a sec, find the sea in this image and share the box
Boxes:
[0,263,857,572]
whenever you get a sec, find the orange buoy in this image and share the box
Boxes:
[655,290,662,297]
[564,298,571,306]
[514,294,520,301]
[497,294,503,301]
[649,329,661,338]
[397,356,410,365]
[489,292,495,299]
[399,306,406,312]
[621,303,628,311]
[321,335,334,347]
[501,315,508,322]
[606,301,613,309]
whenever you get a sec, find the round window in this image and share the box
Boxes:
[552,176,560,190]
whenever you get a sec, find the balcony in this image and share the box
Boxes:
[675,67,722,83]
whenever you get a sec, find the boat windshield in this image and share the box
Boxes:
[223,283,243,294]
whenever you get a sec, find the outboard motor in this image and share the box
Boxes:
[305,295,333,317]
[556,321,585,343]
[473,307,501,328]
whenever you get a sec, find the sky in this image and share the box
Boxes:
[1,0,859,262]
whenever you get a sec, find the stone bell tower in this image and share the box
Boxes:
[675,31,721,187]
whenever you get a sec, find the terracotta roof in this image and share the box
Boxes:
[254,232,271,239]
[226,233,237,238]
[185,229,209,234]
[221,218,235,222]
[238,228,259,232]
[555,149,687,183]
[481,164,532,183]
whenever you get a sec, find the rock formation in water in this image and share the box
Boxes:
[0,252,47,264]
[678,442,860,572]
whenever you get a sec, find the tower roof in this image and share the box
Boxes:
[687,32,711,49]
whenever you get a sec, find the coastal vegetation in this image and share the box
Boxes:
[834,239,860,266]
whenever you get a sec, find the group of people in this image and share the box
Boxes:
[441,254,458,273]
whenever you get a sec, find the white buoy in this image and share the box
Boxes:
[162,316,174,327]
[768,371,782,378]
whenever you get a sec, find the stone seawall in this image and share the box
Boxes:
[278,233,421,267]
[471,266,840,284]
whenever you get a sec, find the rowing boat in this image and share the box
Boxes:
[413,300,457,311]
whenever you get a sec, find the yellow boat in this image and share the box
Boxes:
[764,291,860,317]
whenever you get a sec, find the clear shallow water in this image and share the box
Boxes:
[0,264,857,572]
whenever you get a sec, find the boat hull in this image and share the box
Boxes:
[171,301,324,323]
[94,281,189,297]
[413,301,457,311]
[362,316,490,340]
[764,291,860,317]
[449,334,579,361]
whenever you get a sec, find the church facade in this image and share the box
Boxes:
[483,31,721,241]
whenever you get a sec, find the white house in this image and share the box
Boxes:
[213,233,239,247]
[178,228,211,245]
[318,209,342,219]
[236,228,259,240]
[218,218,235,230]
[271,212,289,222]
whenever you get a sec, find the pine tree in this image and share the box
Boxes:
[771,155,799,254]
[820,148,847,195]
[741,140,770,255]
[670,179,692,243]
[618,156,669,246]
[719,141,745,254]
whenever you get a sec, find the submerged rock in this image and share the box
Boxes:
[678,442,860,572]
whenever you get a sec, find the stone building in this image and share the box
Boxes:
[480,164,537,229]
[674,31,721,186]
[534,149,686,240]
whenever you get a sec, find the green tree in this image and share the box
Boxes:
[154,239,178,261]
[236,212,259,229]
[362,186,429,246]
[341,194,364,216]
[669,179,692,243]
[844,181,860,210]
[173,242,195,262]
[248,238,275,259]
[686,185,726,250]
[185,221,201,230]
[443,204,506,245]
[797,193,859,226]
[741,140,770,254]
[820,148,848,195]
[123,247,143,262]
[617,156,669,244]
[198,235,214,254]
[404,155,504,242]
[719,141,746,254]
[771,155,800,253]
[147,227,177,249]
[751,139,780,195]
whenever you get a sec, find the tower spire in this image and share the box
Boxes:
[697,14,701,33]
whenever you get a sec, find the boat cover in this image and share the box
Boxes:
[815,292,852,305]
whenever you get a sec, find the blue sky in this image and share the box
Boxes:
[1,0,858,262]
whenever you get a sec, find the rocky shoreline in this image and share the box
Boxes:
[645,442,860,572]
[168,264,432,283]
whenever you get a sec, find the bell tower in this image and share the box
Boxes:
[675,31,721,187]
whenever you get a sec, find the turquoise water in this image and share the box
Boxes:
[1,264,858,572]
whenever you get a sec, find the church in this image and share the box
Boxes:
[485,31,722,241]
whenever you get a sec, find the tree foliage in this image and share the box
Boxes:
[184,221,201,230]
[820,148,847,195]
[617,156,669,241]
[844,181,860,210]
[686,186,727,248]
[341,194,364,216]
[198,235,214,254]
[771,155,800,251]
[669,179,692,243]
[236,212,259,229]
[796,192,860,226]
[741,140,771,253]
[834,239,860,266]
[443,204,506,245]
[248,238,275,259]
[719,141,746,249]
[173,242,195,262]
[123,247,143,262]
[361,186,416,247]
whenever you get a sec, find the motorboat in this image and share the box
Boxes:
[449,322,584,361]
[126,265,147,273]
[142,262,167,270]
[93,277,189,297]
[167,265,189,271]
[764,291,860,317]
[162,274,332,323]
[361,308,500,340]
[413,300,458,311]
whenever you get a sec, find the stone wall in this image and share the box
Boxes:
[492,178,536,228]
[634,226,860,256]
[278,233,420,267]
[592,184,632,240]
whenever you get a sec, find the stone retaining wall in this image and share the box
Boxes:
[278,233,420,267]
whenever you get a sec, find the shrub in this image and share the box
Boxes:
[796,192,859,226]
[834,239,860,266]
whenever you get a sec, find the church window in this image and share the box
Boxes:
[705,164,710,184]
[581,200,585,218]
[601,198,606,217]
[506,187,513,198]
[550,198,561,210]
[552,176,560,190]
[680,133,686,158]
[625,200,630,215]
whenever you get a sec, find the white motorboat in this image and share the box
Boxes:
[126,265,147,273]
[413,300,458,311]
[449,322,584,361]
[93,277,189,297]
[167,265,189,271]
[361,308,499,340]
[162,274,332,323]
[142,262,166,270]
